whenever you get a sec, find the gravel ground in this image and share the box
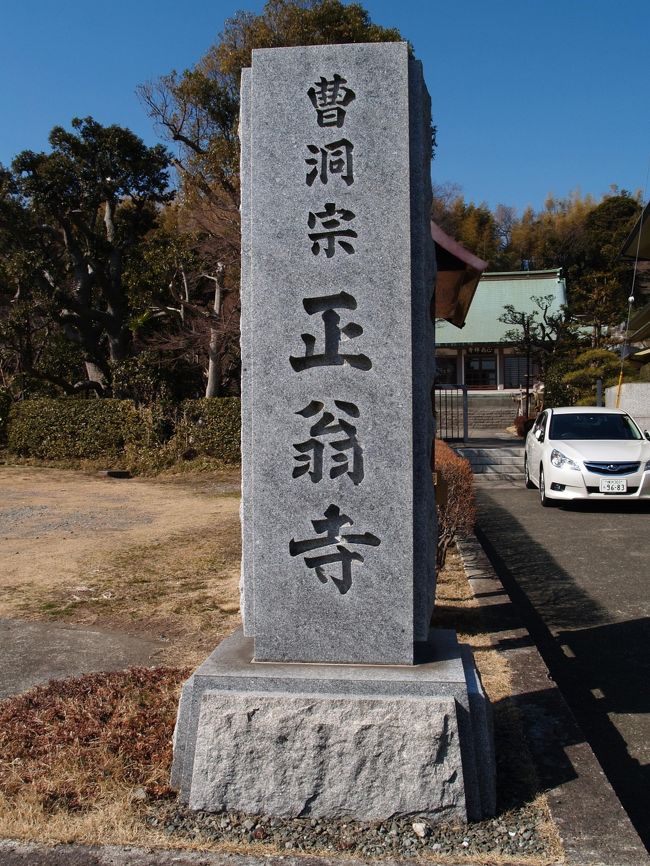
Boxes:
[0,503,148,537]
[146,804,555,861]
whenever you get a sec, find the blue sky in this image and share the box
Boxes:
[1,0,648,213]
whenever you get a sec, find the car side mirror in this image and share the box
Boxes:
[645,430,650,441]
[534,428,543,441]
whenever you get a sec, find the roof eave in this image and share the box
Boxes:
[431,220,488,328]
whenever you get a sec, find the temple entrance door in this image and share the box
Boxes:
[464,353,496,388]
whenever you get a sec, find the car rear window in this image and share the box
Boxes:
[549,413,642,440]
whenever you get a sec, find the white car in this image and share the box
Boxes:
[524,406,650,506]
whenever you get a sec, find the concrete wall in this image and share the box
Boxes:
[605,383,650,431]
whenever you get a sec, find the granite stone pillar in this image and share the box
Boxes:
[173,42,495,823]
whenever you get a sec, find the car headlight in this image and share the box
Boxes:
[550,449,580,471]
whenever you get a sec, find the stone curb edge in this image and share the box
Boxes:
[457,534,649,866]
[0,840,492,866]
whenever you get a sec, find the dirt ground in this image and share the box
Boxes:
[0,464,565,862]
[0,465,242,667]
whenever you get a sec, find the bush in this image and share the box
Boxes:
[170,398,241,464]
[543,358,577,407]
[514,415,536,438]
[7,398,145,460]
[0,388,11,446]
[5,397,242,468]
[561,348,637,405]
[434,440,476,571]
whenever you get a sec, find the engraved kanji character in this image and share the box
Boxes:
[293,400,363,485]
[305,139,354,186]
[289,504,380,594]
[307,74,356,128]
[289,291,371,372]
[308,202,357,257]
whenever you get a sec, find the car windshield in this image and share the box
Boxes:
[549,413,642,441]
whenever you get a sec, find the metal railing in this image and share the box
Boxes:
[433,384,468,441]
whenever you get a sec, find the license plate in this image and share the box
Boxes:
[600,478,627,493]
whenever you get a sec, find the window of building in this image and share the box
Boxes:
[504,355,540,389]
[464,354,496,388]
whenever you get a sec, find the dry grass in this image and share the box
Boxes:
[25,525,242,667]
[433,546,563,861]
[0,466,242,667]
[0,667,187,845]
[433,547,512,700]
[0,464,563,862]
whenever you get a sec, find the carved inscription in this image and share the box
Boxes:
[307,74,356,128]
[289,292,371,372]
[308,203,357,257]
[293,400,363,485]
[306,139,354,186]
[289,504,380,594]
[286,70,378,593]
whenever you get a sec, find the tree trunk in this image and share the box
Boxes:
[205,264,225,398]
[84,361,107,393]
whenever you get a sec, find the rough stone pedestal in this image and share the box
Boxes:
[172,628,495,822]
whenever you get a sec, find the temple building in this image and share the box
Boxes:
[435,268,567,391]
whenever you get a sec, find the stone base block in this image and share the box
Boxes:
[191,691,463,820]
[172,628,494,822]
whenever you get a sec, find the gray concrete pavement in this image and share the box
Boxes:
[474,486,650,850]
[0,618,168,699]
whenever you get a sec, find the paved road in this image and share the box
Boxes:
[474,487,650,849]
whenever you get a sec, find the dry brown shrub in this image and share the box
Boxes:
[434,440,476,570]
[0,667,189,811]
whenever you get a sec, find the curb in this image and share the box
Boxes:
[458,535,649,866]
[0,841,494,866]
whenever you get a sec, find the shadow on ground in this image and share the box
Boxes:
[474,491,650,850]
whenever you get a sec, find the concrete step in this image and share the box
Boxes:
[472,473,526,484]
[471,465,525,475]
[457,448,525,461]
[455,445,525,485]
[467,409,516,416]
[467,414,515,421]
[458,448,524,463]
[468,459,524,468]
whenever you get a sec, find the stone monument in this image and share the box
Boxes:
[172,41,495,823]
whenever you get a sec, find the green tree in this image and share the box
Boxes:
[1,118,173,395]
[499,294,579,413]
[561,347,637,405]
[569,194,640,345]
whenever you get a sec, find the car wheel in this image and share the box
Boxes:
[525,455,535,489]
[539,465,555,508]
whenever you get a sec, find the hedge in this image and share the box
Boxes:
[169,398,241,464]
[5,397,242,466]
[434,439,476,571]
[7,399,146,460]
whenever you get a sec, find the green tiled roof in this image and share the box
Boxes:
[436,269,566,346]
